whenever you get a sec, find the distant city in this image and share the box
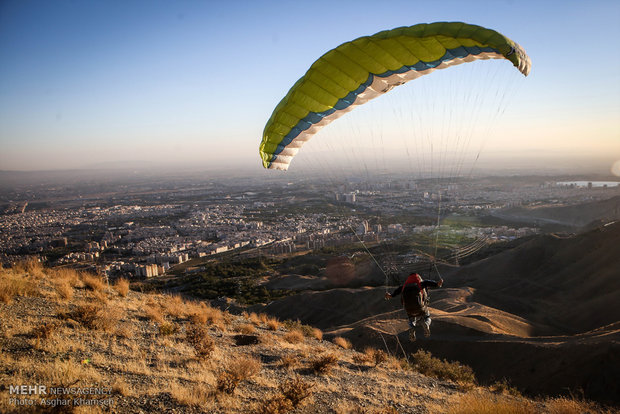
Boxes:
[1,171,619,280]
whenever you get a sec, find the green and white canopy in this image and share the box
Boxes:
[259,21,530,170]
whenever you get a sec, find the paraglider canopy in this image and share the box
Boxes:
[259,21,530,171]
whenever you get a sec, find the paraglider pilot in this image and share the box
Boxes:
[385,273,443,341]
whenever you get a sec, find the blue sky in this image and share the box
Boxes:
[0,0,618,174]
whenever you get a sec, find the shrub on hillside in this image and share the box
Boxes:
[491,378,522,397]
[279,376,313,407]
[410,349,476,386]
[216,356,261,394]
[311,353,338,375]
[259,376,313,413]
[261,394,294,414]
[163,294,187,319]
[359,347,387,366]
[70,303,120,331]
[279,354,298,370]
[31,321,60,346]
[14,259,45,278]
[282,319,316,338]
[158,322,179,336]
[185,323,215,358]
[310,328,323,341]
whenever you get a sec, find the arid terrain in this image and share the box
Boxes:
[255,222,620,405]
[1,262,614,413]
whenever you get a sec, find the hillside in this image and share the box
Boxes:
[254,222,620,404]
[0,262,610,413]
[452,220,620,334]
[493,195,620,229]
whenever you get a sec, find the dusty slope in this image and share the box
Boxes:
[255,223,620,404]
[7,264,587,414]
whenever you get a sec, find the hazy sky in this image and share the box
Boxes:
[0,0,619,175]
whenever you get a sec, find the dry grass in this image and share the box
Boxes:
[163,294,187,319]
[238,323,256,334]
[14,259,45,278]
[188,302,226,330]
[376,407,399,414]
[50,267,83,287]
[1,262,609,414]
[91,288,109,303]
[145,304,166,323]
[447,391,536,414]
[189,311,207,325]
[385,355,405,372]
[0,268,39,303]
[310,328,323,341]
[247,312,262,326]
[333,336,352,349]
[54,279,74,300]
[283,329,305,344]
[81,273,106,292]
[169,381,212,406]
[217,356,261,394]
[114,277,130,297]
[335,402,367,413]
[352,352,369,365]
[311,353,338,375]
[36,358,104,387]
[266,317,281,331]
[543,396,603,414]
[112,377,133,397]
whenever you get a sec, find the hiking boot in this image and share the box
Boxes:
[423,322,431,337]
[409,328,416,342]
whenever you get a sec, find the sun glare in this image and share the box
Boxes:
[612,160,620,177]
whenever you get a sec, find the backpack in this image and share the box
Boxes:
[401,273,428,315]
